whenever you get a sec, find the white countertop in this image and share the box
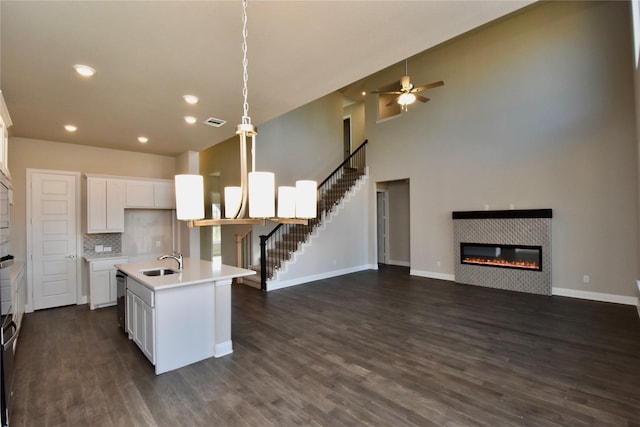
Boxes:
[84,253,127,262]
[115,257,255,291]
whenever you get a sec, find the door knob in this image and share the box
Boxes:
[65,254,76,259]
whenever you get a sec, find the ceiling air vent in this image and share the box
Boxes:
[203,117,227,128]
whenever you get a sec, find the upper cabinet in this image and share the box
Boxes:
[87,176,125,233]
[125,180,154,208]
[0,91,13,177]
[153,181,175,209]
[125,179,175,209]
[86,175,175,233]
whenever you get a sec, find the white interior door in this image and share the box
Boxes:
[30,171,79,310]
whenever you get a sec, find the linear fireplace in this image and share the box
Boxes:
[460,243,542,271]
[452,209,552,295]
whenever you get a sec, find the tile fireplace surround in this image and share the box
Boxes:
[452,209,552,295]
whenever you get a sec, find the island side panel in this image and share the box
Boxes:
[155,282,216,375]
[214,279,233,357]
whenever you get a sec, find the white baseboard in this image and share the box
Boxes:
[268,264,373,291]
[552,287,638,306]
[410,269,455,282]
[387,260,410,267]
[214,341,233,358]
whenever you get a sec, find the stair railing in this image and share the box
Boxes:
[258,140,368,290]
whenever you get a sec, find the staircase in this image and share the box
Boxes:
[247,141,368,290]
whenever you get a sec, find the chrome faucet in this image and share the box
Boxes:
[158,252,183,271]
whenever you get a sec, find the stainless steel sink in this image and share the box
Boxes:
[141,268,178,277]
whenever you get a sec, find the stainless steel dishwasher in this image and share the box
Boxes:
[116,271,127,332]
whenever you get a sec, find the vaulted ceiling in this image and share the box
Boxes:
[0,1,534,156]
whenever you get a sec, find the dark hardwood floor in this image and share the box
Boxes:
[9,266,640,426]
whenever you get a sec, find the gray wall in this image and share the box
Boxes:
[364,1,638,297]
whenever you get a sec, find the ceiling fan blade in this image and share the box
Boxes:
[371,90,402,95]
[412,80,445,93]
[385,95,401,107]
[415,94,430,103]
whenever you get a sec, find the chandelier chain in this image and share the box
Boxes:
[241,0,250,124]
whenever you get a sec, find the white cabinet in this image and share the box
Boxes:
[153,181,175,209]
[12,263,26,331]
[127,277,155,364]
[126,289,135,336]
[88,257,127,309]
[86,176,125,233]
[125,179,175,209]
[0,91,12,176]
[125,180,154,208]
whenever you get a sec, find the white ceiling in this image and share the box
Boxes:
[0,1,534,157]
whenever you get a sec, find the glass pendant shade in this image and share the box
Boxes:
[295,180,317,219]
[175,174,204,220]
[249,171,275,218]
[224,186,242,218]
[398,92,416,106]
[277,186,296,218]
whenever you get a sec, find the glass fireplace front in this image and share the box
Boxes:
[460,243,542,271]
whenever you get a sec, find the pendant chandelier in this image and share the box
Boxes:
[175,0,316,227]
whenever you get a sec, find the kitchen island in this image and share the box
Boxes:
[115,257,255,375]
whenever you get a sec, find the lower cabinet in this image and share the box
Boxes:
[89,257,128,310]
[127,278,155,364]
[13,263,26,331]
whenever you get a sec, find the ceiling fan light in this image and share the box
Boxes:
[398,92,416,106]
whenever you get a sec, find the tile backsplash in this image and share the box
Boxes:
[83,210,174,261]
[123,210,174,260]
[83,233,123,256]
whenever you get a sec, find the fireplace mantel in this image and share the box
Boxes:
[452,209,552,220]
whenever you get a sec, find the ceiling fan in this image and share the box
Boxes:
[371,59,444,111]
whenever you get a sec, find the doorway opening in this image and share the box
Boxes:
[376,179,410,269]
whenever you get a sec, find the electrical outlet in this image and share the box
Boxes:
[156,240,161,248]
[583,275,590,284]
[103,246,112,252]
[437,261,441,267]
[95,245,104,253]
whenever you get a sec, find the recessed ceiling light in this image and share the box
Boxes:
[64,124,78,132]
[183,94,199,104]
[184,116,197,124]
[73,64,96,77]
[138,136,149,143]
[362,91,366,96]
